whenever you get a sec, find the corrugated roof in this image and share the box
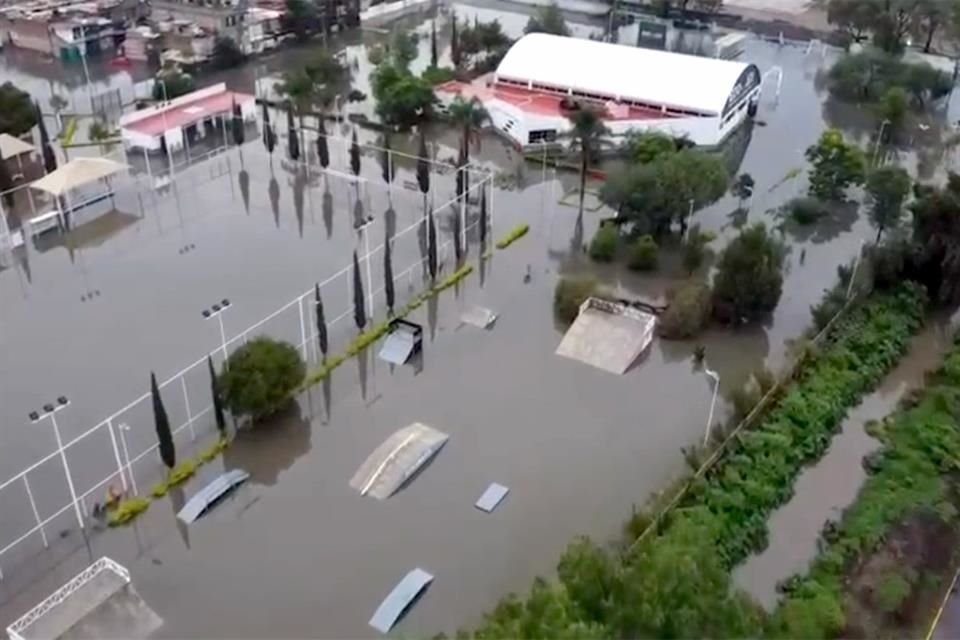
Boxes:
[494,33,754,116]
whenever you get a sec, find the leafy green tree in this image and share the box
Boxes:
[371,64,436,128]
[391,31,419,70]
[865,164,911,241]
[712,223,786,323]
[625,131,677,164]
[284,0,319,41]
[682,224,716,273]
[316,116,329,168]
[804,129,866,201]
[907,175,960,304]
[565,107,610,218]
[150,372,176,469]
[152,70,194,100]
[557,537,616,622]
[876,86,909,136]
[469,578,609,638]
[0,83,37,136]
[448,96,489,168]
[525,2,571,35]
[818,0,877,42]
[212,36,245,69]
[384,234,395,313]
[826,49,951,105]
[219,337,305,421]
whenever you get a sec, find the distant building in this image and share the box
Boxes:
[436,33,763,149]
[0,0,127,58]
[150,0,247,46]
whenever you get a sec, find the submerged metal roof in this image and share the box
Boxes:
[176,469,250,524]
[368,568,433,634]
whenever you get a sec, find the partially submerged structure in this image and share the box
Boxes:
[350,423,448,500]
[5,557,162,640]
[177,469,250,523]
[436,33,762,149]
[556,297,657,374]
[368,568,433,634]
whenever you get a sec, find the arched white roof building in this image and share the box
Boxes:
[436,33,763,149]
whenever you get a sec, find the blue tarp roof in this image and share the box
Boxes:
[369,568,433,634]
[176,469,250,524]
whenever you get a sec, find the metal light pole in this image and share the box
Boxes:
[202,299,232,363]
[29,397,84,530]
[703,367,720,447]
[118,422,137,496]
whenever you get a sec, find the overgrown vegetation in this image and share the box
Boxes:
[658,278,712,339]
[772,326,960,637]
[588,224,618,261]
[108,497,150,527]
[627,235,659,271]
[465,282,927,637]
[0,82,38,136]
[371,32,436,128]
[826,48,952,106]
[712,223,787,324]
[553,277,598,324]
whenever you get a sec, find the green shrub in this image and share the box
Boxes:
[109,497,150,526]
[422,65,456,86]
[874,570,912,614]
[200,437,228,463]
[588,224,618,262]
[682,225,716,273]
[151,482,168,498]
[788,196,828,225]
[658,279,712,339]
[554,277,598,324]
[628,235,659,271]
[496,224,530,249]
[167,459,197,488]
[220,336,305,421]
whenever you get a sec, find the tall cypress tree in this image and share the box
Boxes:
[384,234,395,314]
[479,184,488,244]
[150,372,176,469]
[0,158,13,209]
[315,283,328,358]
[451,15,461,68]
[381,133,394,185]
[430,20,438,68]
[352,250,366,329]
[35,102,56,174]
[427,208,437,281]
[416,132,430,195]
[286,102,299,161]
[350,128,361,177]
[261,101,276,155]
[316,117,329,169]
[207,356,226,437]
[452,204,462,263]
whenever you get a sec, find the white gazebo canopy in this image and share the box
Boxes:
[30,157,127,197]
[0,133,34,160]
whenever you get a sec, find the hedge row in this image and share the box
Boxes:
[466,283,928,638]
[770,329,960,637]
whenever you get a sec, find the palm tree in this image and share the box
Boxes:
[564,107,610,218]
[448,96,489,167]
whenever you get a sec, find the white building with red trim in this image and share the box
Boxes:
[436,33,763,149]
[119,83,256,152]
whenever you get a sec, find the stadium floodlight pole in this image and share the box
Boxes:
[202,299,232,363]
[703,367,720,447]
[29,397,84,530]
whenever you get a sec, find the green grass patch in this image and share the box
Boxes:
[199,437,228,463]
[108,497,150,527]
[61,117,78,145]
[495,224,530,250]
[166,459,198,488]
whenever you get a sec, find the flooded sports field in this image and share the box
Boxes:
[2,1,959,634]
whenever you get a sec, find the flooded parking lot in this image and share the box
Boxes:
[3,2,960,633]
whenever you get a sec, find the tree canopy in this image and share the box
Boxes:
[525,2,571,35]
[212,36,245,69]
[865,164,911,240]
[804,129,866,201]
[153,69,195,101]
[712,222,786,323]
[372,61,436,128]
[600,144,728,237]
[0,83,37,136]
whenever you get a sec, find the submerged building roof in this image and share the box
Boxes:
[493,33,757,116]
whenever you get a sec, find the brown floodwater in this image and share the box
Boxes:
[2,6,959,635]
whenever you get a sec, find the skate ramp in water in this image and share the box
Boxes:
[555,298,657,374]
